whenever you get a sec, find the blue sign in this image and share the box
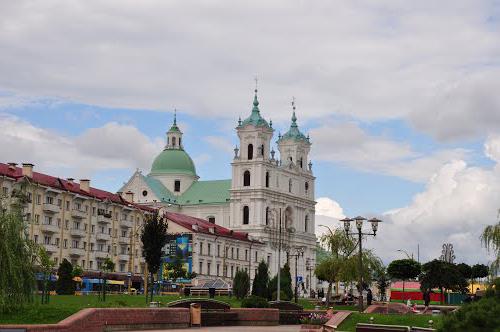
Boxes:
[296,276,303,283]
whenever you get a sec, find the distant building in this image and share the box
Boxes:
[0,162,152,287]
[121,89,318,290]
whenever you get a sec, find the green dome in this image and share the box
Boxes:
[150,149,197,176]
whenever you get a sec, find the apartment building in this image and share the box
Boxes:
[0,162,153,278]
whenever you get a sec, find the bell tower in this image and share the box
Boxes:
[166,110,183,150]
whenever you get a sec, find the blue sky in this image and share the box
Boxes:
[1,0,500,264]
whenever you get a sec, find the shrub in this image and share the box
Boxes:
[252,261,269,299]
[241,295,269,308]
[271,290,290,301]
[233,270,250,299]
[438,297,500,332]
[55,259,75,295]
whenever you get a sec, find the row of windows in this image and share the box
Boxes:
[36,235,138,255]
[198,254,273,277]
[245,206,310,232]
[198,242,259,262]
[242,170,310,195]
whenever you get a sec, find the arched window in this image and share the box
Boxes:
[172,136,176,147]
[179,137,182,146]
[248,144,253,160]
[299,157,303,169]
[243,206,249,225]
[265,207,270,226]
[304,215,309,232]
[305,182,309,193]
[261,144,264,156]
[265,172,270,188]
[288,179,292,193]
[243,170,251,186]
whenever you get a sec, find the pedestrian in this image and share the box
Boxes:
[366,288,373,306]
[423,289,431,313]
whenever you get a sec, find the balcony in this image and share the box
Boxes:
[43,203,60,213]
[71,209,87,219]
[97,215,111,224]
[120,219,134,228]
[96,232,111,241]
[94,251,109,259]
[69,247,85,257]
[40,223,59,233]
[118,254,129,261]
[118,236,130,244]
[69,228,86,238]
[44,244,58,253]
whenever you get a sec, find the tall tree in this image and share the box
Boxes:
[37,247,55,304]
[268,263,293,301]
[100,257,115,302]
[56,259,75,295]
[420,260,468,304]
[471,263,489,292]
[481,218,500,275]
[252,260,269,298]
[233,270,250,299]
[387,259,421,301]
[141,211,168,303]
[315,257,343,307]
[0,199,36,312]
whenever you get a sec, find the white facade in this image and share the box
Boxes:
[121,91,318,294]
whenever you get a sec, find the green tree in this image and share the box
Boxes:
[251,260,269,298]
[37,247,55,304]
[268,263,293,301]
[387,259,421,301]
[56,259,75,295]
[481,219,500,275]
[375,268,389,301]
[100,257,115,302]
[315,257,343,307]
[420,260,468,304]
[0,188,37,312]
[233,270,250,299]
[141,211,168,303]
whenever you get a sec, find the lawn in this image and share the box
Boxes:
[337,313,442,332]
[0,294,320,324]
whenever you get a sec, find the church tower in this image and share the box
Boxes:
[230,88,274,227]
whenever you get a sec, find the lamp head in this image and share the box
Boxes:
[369,217,382,235]
[354,216,366,231]
[340,217,352,234]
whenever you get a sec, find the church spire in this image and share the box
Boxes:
[166,111,183,149]
[237,79,271,129]
[168,109,180,133]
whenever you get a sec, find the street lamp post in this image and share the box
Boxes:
[397,249,413,260]
[306,258,315,298]
[340,216,382,312]
[288,247,304,303]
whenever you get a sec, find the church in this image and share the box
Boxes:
[120,89,317,292]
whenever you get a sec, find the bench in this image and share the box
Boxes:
[323,311,352,331]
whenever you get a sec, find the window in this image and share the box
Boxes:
[236,248,239,260]
[260,144,264,156]
[45,196,53,204]
[265,207,270,226]
[64,239,67,248]
[299,157,303,169]
[217,264,220,276]
[199,261,203,274]
[255,251,258,262]
[243,206,249,225]
[217,244,220,257]
[142,190,148,197]
[66,201,70,210]
[208,243,211,256]
[247,144,253,160]
[305,215,309,233]
[289,179,292,193]
[245,249,248,261]
[207,262,211,275]
[90,261,93,269]
[2,187,8,196]
[179,137,182,146]
[231,247,234,259]
[199,242,203,255]
[172,136,176,146]
[34,214,40,224]
[231,265,234,278]
[174,180,181,192]
[243,170,251,186]
[305,182,309,193]
[36,194,41,205]
[120,263,125,272]
[34,235,38,243]
[267,254,271,267]
[265,172,270,187]
[208,217,215,224]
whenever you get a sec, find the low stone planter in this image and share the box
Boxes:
[300,324,323,331]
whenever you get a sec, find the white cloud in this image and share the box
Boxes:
[315,197,346,237]
[204,136,235,154]
[485,134,500,164]
[371,159,500,265]
[310,121,468,182]
[0,1,499,141]
[0,114,163,178]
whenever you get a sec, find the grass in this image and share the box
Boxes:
[0,294,321,324]
[337,313,442,332]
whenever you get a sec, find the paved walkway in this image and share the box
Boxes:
[125,325,300,332]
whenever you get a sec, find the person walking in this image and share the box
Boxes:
[366,289,373,306]
[423,289,431,313]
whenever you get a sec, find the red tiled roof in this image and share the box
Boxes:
[0,162,154,212]
[166,211,262,244]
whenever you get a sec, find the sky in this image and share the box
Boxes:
[1,0,500,266]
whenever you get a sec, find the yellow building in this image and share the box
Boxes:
[0,162,152,281]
